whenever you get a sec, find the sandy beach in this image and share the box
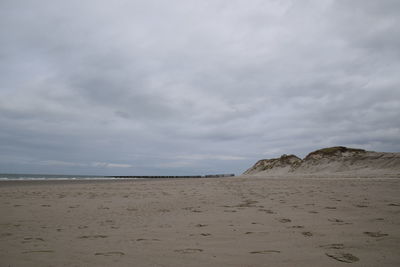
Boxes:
[1,176,399,266]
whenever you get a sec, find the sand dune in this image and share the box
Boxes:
[243,146,400,177]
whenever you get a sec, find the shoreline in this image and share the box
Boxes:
[0,176,235,187]
[1,174,399,186]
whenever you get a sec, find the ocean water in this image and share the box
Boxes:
[0,173,113,181]
[0,173,235,181]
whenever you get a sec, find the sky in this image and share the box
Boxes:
[1,0,399,176]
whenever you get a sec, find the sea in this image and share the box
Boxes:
[0,173,119,181]
[0,173,234,181]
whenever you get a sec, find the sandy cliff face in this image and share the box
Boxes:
[243,154,302,175]
[243,146,400,176]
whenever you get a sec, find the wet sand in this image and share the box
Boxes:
[1,177,399,266]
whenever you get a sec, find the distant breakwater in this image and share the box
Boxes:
[110,174,235,179]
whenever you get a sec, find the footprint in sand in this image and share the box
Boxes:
[200,233,211,236]
[363,231,388,238]
[250,250,281,254]
[325,252,359,263]
[320,243,344,249]
[328,218,343,223]
[78,235,108,239]
[290,225,304,229]
[302,231,313,237]
[246,231,268,235]
[328,218,352,225]
[182,206,196,211]
[258,209,275,214]
[174,248,203,254]
[95,251,125,256]
[191,209,203,213]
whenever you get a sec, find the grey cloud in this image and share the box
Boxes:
[0,0,399,175]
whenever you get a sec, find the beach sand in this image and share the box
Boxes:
[1,177,399,266]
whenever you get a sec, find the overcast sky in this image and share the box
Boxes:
[1,0,399,176]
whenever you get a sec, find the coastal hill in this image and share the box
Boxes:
[243,146,400,177]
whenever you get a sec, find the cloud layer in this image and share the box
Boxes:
[1,0,399,175]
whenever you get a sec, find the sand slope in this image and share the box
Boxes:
[244,146,400,177]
